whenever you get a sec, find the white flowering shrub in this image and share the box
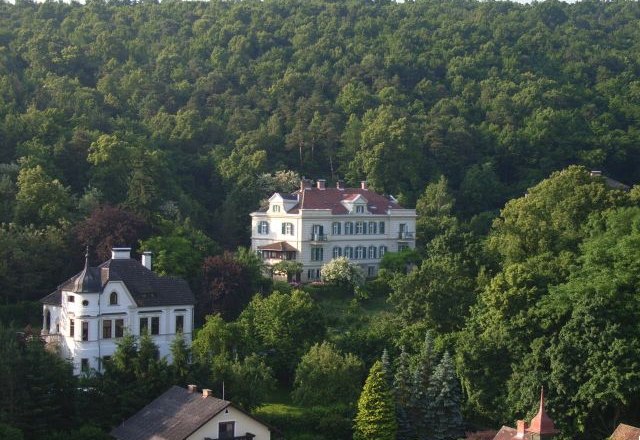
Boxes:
[321,257,365,288]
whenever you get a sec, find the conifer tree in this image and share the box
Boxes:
[410,331,436,439]
[381,348,392,386]
[394,346,414,440]
[354,361,397,440]
[426,352,465,440]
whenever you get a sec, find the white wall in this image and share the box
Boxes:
[187,405,270,440]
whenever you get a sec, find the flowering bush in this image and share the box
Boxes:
[320,257,365,288]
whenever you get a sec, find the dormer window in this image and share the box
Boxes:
[272,205,281,212]
[356,205,364,213]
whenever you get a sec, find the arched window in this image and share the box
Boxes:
[355,246,365,259]
[282,222,294,235]
[333,247,342,258]
[332,222,341,235]
[109,292,118,305]
[379,245,388,258]
[368,246,377,259]
[258,221,269,234]
[344,246,353,259]
[344,222,354,235]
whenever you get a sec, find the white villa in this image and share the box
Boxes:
[251,179,417,282]
[40,247,194,375]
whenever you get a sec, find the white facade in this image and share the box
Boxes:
[41,249,194,375]
[187,405,271,440]
[250,180,417,282]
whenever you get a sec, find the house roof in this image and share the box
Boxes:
[257,241,298,252]
[528,388,558,435]
[610,423,640,440]
[286,187,403,215]
[40,256,194,308]
[492,426,520,440]
[110,386,231,440]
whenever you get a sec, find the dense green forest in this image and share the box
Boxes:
[1,0,640,439]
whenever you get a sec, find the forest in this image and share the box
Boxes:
[1,0,640,438]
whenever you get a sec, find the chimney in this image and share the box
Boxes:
[336,180,344,190]
[516,420,527,438]
[187,384,197,393]
[202,389,213,398]
[590,170,602,177]
[142,251,152,270]
[300,178,313,191]
[361,181,368,190]
[317,179,326,190]
[111,247,131,260]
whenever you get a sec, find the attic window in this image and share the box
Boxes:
[356,205,364,213]
[273,205,281,212]
[67,295,75,303]
[109,292,118,305]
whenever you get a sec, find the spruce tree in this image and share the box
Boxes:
[426,352,465,440]
[394,346,414,440]
[354,361,397,440]
[381,348,392,386]
[410,331,436,440]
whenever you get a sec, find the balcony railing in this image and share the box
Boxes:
[310,233,328,242]
[398,231,414,240]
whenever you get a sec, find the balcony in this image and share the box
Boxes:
[398,231,414,240]
[310,233,328,242]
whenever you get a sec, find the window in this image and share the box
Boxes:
[368,266,375,277]
[307,269,320,280]
[151,317,160,335]
[82,321,89,341]
[140,317,160,335]
[355,246,365,259]
[344,222,354,235]
[109,292,118,305]
[176,315,184,333]
[368,221,377,234]
[115,319,124,338]
[258,221,269,234]
[219,421,235,439]
[81,358,89,372]
[103,320,112,339]
[140,317,148,335]
[368,246,377,259]
[356,205,364,213]
[311,247,324,261]
[398,243,409,252]
[67,295,75,303]
[332,222,341,235]
[379,221,385,234]
[82,300,89,307]
[69,319,75,337]
[272,204,280,212]
[362,221,368,234]
[379,245,388,257]
[45,310,51,332]
[282,222,294,235]
[333,247,342,258]
[355,221,364,235]
[344,246,353,259]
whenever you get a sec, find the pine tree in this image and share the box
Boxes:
[394,346,414,440]
[170,333,191,385]
[426,352,465,440]
[410,331,436,440]
[354,361,397,440]
[381,348,392,386]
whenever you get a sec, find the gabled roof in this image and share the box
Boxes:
[286,187,403,215]
[41,257,194,308]
[257,241,298,252]
[110,386,231,440]
[611,423,640,440]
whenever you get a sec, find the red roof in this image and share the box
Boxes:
[611,424,640,440]
[257,241,298,252]
[287,187,402,215]
[528,388,558,435]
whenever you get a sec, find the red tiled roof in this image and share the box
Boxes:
[257,241,298,252]
[611,423,640,440]
[492,426,519,440]
[287,187,403,215]
[528,389,558,435]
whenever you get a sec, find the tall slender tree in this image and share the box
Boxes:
[354,360,397,440]
[394,346,414,440]
[426,352,465,440]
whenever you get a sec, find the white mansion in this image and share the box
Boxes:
[40,248,194,375]
[251,179,417,282]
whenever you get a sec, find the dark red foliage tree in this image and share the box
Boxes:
[74,205,149,261]
[200,252,253,321]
